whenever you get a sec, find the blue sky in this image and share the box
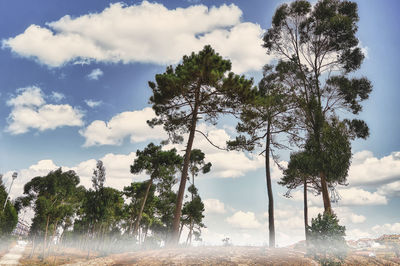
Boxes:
[0,0,399,246]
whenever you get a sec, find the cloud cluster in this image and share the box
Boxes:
[2,2,271,73]
[6,86,84,134]
[79,107,166,146]
[226,211,262,229]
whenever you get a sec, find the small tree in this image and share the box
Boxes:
[181,185,206,245]
[92,160,106,191]
[308,213,347,265]
[130,143,182,237]
[0,175,18,238]
[16,168,82,259]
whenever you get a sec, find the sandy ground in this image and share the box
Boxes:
[12,244,400,265]
[0,240,27,265]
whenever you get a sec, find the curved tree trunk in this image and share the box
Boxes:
[265,123,275,248]
[134,177,153,237]
[303,178,309,244]
[171,89,200,245]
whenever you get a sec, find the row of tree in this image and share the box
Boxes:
[9,144,210,258]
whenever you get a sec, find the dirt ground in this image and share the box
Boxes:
[17,245,400,265]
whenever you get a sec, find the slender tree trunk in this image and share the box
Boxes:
[171,90,200,245]
[128,213,135,235]
[189,173,194,246]
[42,215,50,259]
[303,178,309,244]
[265,123,275,248]
[179,223,184,240]
[134,178,153,237]
[186,227,191,246]
[144,227,149,244]
[320,172,332,214]
[30,234,36,258]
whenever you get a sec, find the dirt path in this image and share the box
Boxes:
[0,240,27,265]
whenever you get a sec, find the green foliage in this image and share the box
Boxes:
[0,176,18,237]
[189,149,212,177]
[305,119,352,185]
[92,160,106,191]
[131,143,182,180]
[264,0,371,212]
[181,184,206,244]
[227,65,296,152]
[123,181,157,234]
[17,168,82,237]
[308,213,347,265]
[148,45,254,143]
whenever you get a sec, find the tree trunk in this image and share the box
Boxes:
[171,90,200,245]
[265,123,275,248]
[134,178,153,237]
[43,214,50,260]
[320,172,332,214]
[48,219,59,256]
[303,178,309,244]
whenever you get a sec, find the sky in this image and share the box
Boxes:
[0,0,399,246]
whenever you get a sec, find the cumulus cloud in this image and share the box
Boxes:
[348,150,400,186]
[80,107,166,146]
[377,180,400,197]
[87,68,103,80]
[85,99,102,108]
[204,198,226,214]
[2,2,271,73]
[6,86,84,134]
[80,109,265,178]
[226,211,262,229]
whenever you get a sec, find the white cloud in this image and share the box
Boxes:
[377,180,400,197]
[203,198,226,214]
[50,91,65,102]
[80,107,166,146]
[81,107,265,178]
[85,99,102,108]
[2,2,271,73]
[289,187,387,207]
[348,150,400,186]
[337,188,387,206]
[6,86,84,134]
[372,223,400,236]
[226,211,262,229]
[346,229,372,240]
[87,68,103,80]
